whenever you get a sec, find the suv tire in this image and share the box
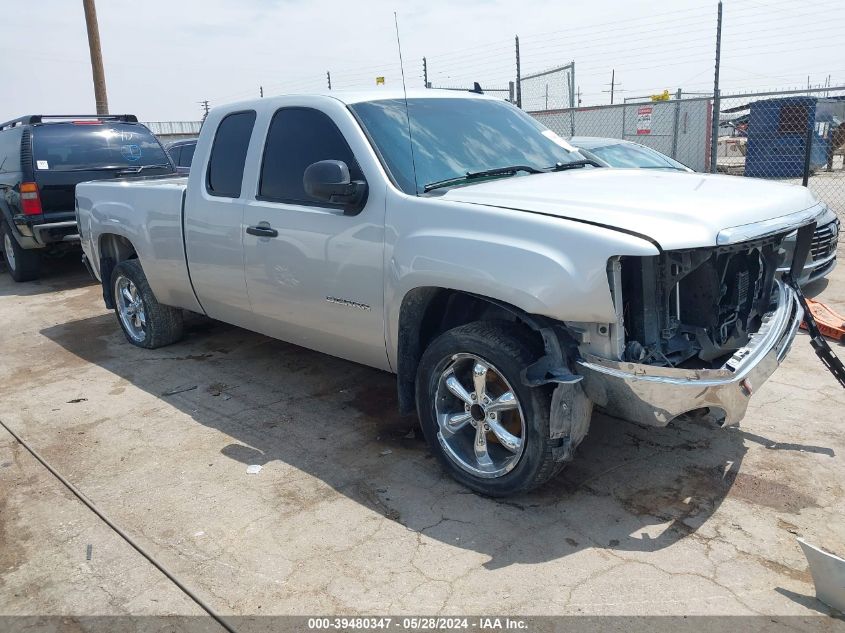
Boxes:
[111,259,184,349]
[2,221,41,282]
[416,321,569,496]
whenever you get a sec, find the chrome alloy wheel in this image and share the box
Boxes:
[434,353,526,479]
[115,275,146,343]
[3,232,16,271]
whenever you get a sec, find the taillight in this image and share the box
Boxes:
[20,182,43,215]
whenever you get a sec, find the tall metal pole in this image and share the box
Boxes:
[515,35,522,109]
[710,0,723,173]
[569,61,576,136]
[82,0,108,115]
[802,111,814,187]
[671,88,682,159]
[610,69,615,104]
[422,57,428,88]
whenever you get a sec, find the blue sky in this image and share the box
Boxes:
[1,0,843,121]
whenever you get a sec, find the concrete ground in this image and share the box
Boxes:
[1,252,845,625]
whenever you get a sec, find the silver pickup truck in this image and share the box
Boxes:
[76,90,828,496]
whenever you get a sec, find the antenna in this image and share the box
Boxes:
[394,12,419,195]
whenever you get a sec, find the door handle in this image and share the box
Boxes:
[246,224,278,238]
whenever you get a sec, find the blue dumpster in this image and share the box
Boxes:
[745,96,829,178]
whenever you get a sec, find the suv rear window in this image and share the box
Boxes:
[32,122,170,171]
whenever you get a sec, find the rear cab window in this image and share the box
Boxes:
[31,122,170,172]
[207,112,256,198]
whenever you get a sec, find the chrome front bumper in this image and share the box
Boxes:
[576,280,803,427]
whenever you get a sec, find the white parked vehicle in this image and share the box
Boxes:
[76,90,829,495]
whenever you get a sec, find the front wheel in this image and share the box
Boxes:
[111,259,184,349]
[416,321,567,496]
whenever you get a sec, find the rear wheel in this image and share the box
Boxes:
[416,321,566,496]
[1,221,41,282]
[111,259,183,349]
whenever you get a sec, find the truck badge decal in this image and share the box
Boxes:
[326,296,371,311]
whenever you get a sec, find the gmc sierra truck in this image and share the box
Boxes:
[76,90,830,496]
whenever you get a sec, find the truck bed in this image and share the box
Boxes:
[76,175,203,313]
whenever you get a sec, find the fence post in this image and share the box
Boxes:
[802,108,814,187]
[515,35,522,109]
[709,0,723,173]
[671,88,682,159]
[569,61,576,136]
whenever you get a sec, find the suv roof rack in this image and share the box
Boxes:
[0,114,138,131]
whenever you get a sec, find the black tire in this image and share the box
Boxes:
[416,321,567,497]
[1,221,41,282]
[110,259,184,349]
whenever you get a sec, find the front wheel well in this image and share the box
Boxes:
[396,288,547,415]
[98,234,138,309]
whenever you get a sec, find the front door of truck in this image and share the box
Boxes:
[242,106,388,370]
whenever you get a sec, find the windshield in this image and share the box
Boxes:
[350,98,585,194]
[585,142,689,171]
[32,122,170,171]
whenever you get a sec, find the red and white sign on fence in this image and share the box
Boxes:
[636,106,653,135]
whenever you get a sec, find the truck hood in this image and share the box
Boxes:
[441,168,820,249]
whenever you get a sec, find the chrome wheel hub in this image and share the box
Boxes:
[115,276,146,342]
[3,232,16,271]
[434,353,526,479]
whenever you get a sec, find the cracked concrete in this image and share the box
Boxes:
[1,253,844,621]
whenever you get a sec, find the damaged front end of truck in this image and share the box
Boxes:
[574,207,835,427]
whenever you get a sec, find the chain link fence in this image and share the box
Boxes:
[528,87,845,262]
[519,63,575,113]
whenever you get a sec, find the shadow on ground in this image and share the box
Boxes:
[0,251,95,297]
[40,313,827,569]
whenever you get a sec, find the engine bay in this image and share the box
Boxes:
[619,234,787,368]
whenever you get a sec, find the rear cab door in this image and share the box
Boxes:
[182,110,257,328]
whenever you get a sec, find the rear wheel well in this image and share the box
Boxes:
[396,288,544,415]
[99,234,138,309]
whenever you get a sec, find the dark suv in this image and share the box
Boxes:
[0,115,175,282]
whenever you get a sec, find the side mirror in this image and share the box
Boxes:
[303,160,368,214]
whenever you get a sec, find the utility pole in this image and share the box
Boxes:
[710,0,723,173]
[610,69,616,104]
[422,57,428,88]
[327,71,332,90]
[260,85,264,98]
[199,100,210,121]
[82,0,108,115]
[603,69,619,104]
[515,35,522,109]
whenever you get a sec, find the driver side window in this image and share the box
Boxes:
[259,107,363,206]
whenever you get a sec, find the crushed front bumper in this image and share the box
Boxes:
[575,280,803,427]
